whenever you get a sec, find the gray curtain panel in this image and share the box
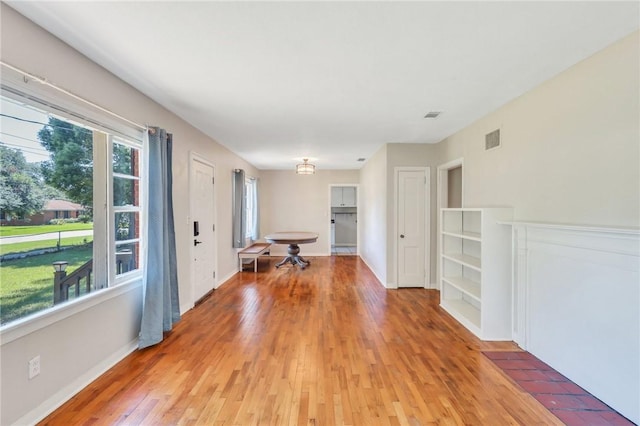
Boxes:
[139,127,180,349]
[232,169,246,248]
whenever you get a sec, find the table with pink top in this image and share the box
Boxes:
[264,232,318,269]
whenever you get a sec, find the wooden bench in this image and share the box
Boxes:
[238,243,271,272]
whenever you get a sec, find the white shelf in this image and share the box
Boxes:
[442,252,481,271]
[440,207,513,341]
[442,230,481,241]
[442,276,481,302]
[441,299,481,332]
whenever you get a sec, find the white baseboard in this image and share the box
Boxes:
[216,269,238,289]
[14,338,138,426]
[358,256,387,289]
[180,301,194,315]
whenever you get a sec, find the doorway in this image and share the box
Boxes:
[190,153,216,304]
[395,167,430,288]
[329,185,358,256]
[438,158,463,210]
[436,158,464,289]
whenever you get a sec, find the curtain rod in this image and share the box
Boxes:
[1,61,148,132]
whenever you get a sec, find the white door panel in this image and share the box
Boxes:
[397,168,428,288]
[191,158,215,302]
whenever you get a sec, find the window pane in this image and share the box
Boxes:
[113,143,139,176]
[115,212,139,241]
[113,177,139,206]
[0,95,95,325]
[115,242,140,275]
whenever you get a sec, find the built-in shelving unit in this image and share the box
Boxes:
[440,208,513,340]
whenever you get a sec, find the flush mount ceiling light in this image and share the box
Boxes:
[296,158,315,175]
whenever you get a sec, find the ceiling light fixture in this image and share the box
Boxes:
[296,158,315,175]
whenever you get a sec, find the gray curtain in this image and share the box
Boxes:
[139,127,180,349]
[232,169,246,248]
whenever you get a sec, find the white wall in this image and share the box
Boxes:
[386,144,441,287]
[259,170,359,256]
[435,31,639,228]
[362,32,640,290]
[0,5,258,425]
[358,145,388,285]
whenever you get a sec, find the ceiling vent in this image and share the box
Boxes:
[424,111,441,119]
[485,129,501,151]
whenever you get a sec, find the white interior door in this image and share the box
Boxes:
[397,168,429,288]
[190,156,216,302]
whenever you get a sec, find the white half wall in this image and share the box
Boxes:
[512,223,639,424]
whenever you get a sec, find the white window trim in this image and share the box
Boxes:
[109,135,144,285]
[0,66,147,333]
[0,277,142,345]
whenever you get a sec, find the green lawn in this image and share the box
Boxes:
[0,245,93,325]
[0,223,93,237]
[0,236,94,256]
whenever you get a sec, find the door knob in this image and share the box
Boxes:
[400,234,405,238]
[194,239,203,246]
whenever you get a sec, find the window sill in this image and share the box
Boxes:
[0,277,142,346]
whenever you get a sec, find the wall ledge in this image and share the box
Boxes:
[499,220,640,235]
[1,279,142,345]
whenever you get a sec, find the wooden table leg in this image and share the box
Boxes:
[275,244,310,269]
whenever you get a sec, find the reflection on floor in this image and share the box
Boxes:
[332,245,357,256]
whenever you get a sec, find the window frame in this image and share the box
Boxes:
[0,67,147,336]
[244,177,259,245]
[109,136,144,284]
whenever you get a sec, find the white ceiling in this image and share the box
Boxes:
[7,1,639,170]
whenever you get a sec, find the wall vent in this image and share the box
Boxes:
[485,129,501,150]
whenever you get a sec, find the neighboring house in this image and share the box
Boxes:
[0,199,84,226]
[38,199,85,223]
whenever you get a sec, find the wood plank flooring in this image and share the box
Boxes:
[39,256,562,425]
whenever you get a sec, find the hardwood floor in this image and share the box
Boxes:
[40,256,561,425]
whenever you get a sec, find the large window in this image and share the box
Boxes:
[0,89,145,326]
[244,177,258,243]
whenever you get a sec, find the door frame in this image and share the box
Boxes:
[327,184,359,256]
[393,166,430,289]
[189,151,216,310]
[436,158,464,290]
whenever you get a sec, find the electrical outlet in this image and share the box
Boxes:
[28,355,40,379]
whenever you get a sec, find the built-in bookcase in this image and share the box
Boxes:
[440,208,513,340]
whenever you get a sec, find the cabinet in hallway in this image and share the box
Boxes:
[331,187,357,207]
